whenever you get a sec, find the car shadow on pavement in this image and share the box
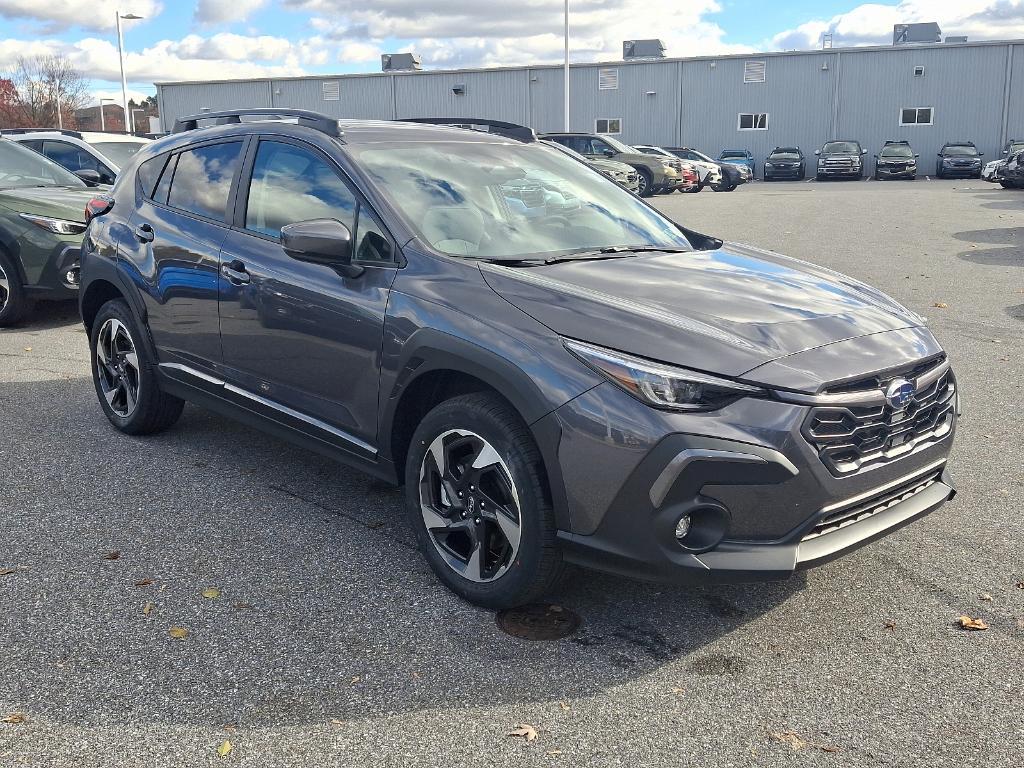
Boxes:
[956,187,1024,211]
[0,299,81,333]
[952,227,1023,267]
[0,376,806,728]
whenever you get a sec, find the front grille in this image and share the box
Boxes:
[824,158,854,168]
[802,362,956,477]
[802,468,944,541]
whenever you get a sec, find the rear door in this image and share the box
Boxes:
[216,136,398,448]
[119,138,246,374]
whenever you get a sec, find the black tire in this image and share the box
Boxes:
[0,250,32,327]
[1000,181,1016,189]
[815,173,825,181]
[90,299,184,435]
[405,392,563,609]
[636,169,654,197]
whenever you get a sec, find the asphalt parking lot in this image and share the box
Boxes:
[1,178,1022,767]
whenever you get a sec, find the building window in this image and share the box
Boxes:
[743,60,766,83]
[322,80,340,101]
[900,107,933,125]
[595,118,622,134]
[737,113,768,131]
[598,68,619,90]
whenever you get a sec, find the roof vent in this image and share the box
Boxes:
[622,39,666,59]
[382,52,421,71]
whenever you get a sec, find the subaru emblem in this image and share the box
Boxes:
[885,378,915,409]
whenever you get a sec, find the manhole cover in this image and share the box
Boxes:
[495,603,581,641]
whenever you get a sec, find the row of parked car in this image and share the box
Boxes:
[982,138,1024,188]
[712,139,1018,182]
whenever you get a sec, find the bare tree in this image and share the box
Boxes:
[0,54,91,129]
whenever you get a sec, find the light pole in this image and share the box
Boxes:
[563,0,570,131]
[99,97,116,131]
[116,11,143,133]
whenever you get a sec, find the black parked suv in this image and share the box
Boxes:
[763,147,805,181]
[936,141,983,178]
[873,140,918,180]
[815,140,867,180]
[80,111,958,608]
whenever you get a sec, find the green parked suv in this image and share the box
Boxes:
[0,138,96,325]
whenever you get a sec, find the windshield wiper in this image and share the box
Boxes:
[541,245,689,265]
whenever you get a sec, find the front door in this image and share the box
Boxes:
[217,138,398,448]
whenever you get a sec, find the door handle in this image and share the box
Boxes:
[221,260,250,285]
[134,223,154,243]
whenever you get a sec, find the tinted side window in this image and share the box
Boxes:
[43,141,97,173]
[354,209,392,263]
[153,154,177,205]
[137,154,168,199]
[167,142,243,221]
[245,140,356,238]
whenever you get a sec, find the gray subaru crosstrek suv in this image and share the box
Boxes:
[79,112,958,609]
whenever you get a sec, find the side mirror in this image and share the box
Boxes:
[603,149,615,158]
[914,154,920,158]
[74,169,102,186]
[281,219,362,277]
[979,152,985,156]
[814,150,820,155]
[861,149,867,155]
[873,154,879,158]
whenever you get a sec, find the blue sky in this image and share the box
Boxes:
[1,0,1021,103]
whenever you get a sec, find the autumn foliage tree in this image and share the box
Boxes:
[0,55,90,129]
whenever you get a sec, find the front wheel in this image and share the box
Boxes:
[0,251,32,327]
[405,393,563,609]
[90,299,184,435]
[636,169,653,197]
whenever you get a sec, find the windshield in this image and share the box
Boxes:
[720,151,747,159]
[0,139,86,189]
[598,135,638,154]
[943,144,978,157]
[92,140,148,168]
[1009,142,1024,155]
[769,150,800,161]
[881,144,914,158]
[822,142,860,154]
[347,140,690,260]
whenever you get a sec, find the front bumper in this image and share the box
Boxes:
[765,165,804,179]
[25,243,81,299]
[876,165,917,179]
[817,166,862,178]
[544,377,957,585]
[939,164,982,177]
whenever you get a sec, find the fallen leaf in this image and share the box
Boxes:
[558,701,570,711]
[233,602,253,610]
[330,718,345,726]
[202,587,221,599]
[23,347,32,352]
[508,724,538,742]
[932,302,948,308]
[168,627,188,639]
[216,740,233,757]
[223,723,237,732]
[0,568,17,577]
[142,602,154,617]
[1016,582,1024,590]
[350,676,361,684]
[411,671,421,680]
[980,593,994,602]
[135,578,155,587]
[957,615,988,631]
[671,686,686,695]
[102,551,120,561]
[772,730,808,751]
[883,620,897,631]
[2,713,26,724]
[821,745,841,753]
[159,584,168,592]
[545,749,563,756]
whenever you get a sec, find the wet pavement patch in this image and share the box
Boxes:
[496,603,582,640]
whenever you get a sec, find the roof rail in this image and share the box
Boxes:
[401,117,536,143]
[0,128,84,139]
[171,109,343,138]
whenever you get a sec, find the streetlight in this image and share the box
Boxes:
[99,97,116,131]
[116,11,144,133]
[563,0,570,131]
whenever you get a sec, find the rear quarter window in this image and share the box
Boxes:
[136,154,168,199]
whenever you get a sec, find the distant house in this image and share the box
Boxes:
[74,104,126,132]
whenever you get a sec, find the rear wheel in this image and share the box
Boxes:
[406,392,563,609]
[636,169,653,197]
[0,251,32,327]
[90,299,184,435]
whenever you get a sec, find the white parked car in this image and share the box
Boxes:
[1,130,151,185]
[983,138,1024,182]
[634,144,722,191]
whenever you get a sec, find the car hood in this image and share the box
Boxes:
[615,152,666,168]
[480,243,924,387]
[588,158,634,174]
[0,186,94,222]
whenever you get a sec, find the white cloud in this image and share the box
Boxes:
[194,0,270,26]
[298,0,753,67]
[772,0,1024,50]
[169,33,293,62]
[0,0,162,33]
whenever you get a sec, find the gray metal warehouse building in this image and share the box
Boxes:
[156,38,1024,164]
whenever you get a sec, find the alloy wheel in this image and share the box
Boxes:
[418,429,522,583]
[0,262,8,313]
[96,318,141,418]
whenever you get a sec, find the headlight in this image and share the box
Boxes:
[565,340,765,411]
[18,213,87,235]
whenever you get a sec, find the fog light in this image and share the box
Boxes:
[674,514,692,540]
[65,267,80,286]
